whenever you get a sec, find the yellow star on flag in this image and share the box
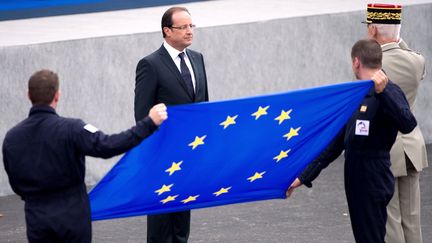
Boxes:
[213,187,232,196]
[165,161,183,176]
[251,106,269,120]
[247,171,266,182]
[181,195,200,204]
[283,127,301,141]
[188,135,206,150]
[275,109,292,125]
[155,184,174,195]
[220,115,238,129]
[160,195,178,204]
[273,149,291,162]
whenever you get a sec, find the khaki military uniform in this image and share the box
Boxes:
[384,39,428,243]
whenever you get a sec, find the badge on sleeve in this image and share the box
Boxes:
[84,124,99,133]
[355,120,369,136]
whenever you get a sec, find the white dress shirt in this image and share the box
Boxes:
[163,41,196,90]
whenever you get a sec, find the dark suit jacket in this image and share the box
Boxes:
[134,45,209,121]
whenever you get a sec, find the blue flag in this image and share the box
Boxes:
[89,80,373,221]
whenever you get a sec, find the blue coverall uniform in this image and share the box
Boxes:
[2,105,158,243]
[299,81,417,243]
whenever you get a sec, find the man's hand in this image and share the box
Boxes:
[286,178,302,198]
[148,103,167,126]
[372,69,388,94]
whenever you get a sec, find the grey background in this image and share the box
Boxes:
[0,4,431,197]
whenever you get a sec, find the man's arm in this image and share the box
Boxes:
[287,130,345,197]
[75,104,167,158]
[134,58,158,122]
[398,39,426,80]
[2,143,21,196]
[199,52,209,102]
[377,81,417,134]
[372,70,416,133]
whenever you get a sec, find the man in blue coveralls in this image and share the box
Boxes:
[287,39,417,243]
[2,69,167,243]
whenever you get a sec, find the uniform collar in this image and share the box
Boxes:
[29,105,58,117]
[366,87,375,97]
[381,42,399,52]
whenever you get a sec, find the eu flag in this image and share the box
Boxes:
[89,80,373,220]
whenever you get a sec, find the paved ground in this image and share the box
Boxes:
[0,145,431,242]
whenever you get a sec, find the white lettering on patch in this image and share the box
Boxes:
[355,120,369,136]
[84,124,99,133]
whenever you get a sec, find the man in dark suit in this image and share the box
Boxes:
[134,6,209,243]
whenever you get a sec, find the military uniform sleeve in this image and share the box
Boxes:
[134,58,157,122]
[73,116,158,158]
[299,129,345,187]
[399,40,426,80]
[376,81,417,134]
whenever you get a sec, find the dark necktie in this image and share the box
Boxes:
[178,52,195,98]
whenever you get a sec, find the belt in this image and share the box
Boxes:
[22,184,85,201]
[345,149,390,160]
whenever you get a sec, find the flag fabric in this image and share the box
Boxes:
[89,80,373,221]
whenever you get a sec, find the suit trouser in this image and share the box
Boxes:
[24,185,91,243]
[147,211,191,243]
[345,157,394,243]
[386,158,422,243]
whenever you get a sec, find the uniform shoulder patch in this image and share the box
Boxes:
[84,124,99,133]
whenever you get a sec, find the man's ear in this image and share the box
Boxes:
[353,57,361,69]
[369,24,378,38]
[54,90,61,103]
[50,90,61,108]
[163,27,171,38]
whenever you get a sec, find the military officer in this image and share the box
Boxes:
[364,4,428,242]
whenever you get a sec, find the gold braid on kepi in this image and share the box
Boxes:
[363,3,402,24]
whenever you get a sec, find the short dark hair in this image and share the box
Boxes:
[28,69,59,105]
[161,7,190,38]
[351,39,382,69]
